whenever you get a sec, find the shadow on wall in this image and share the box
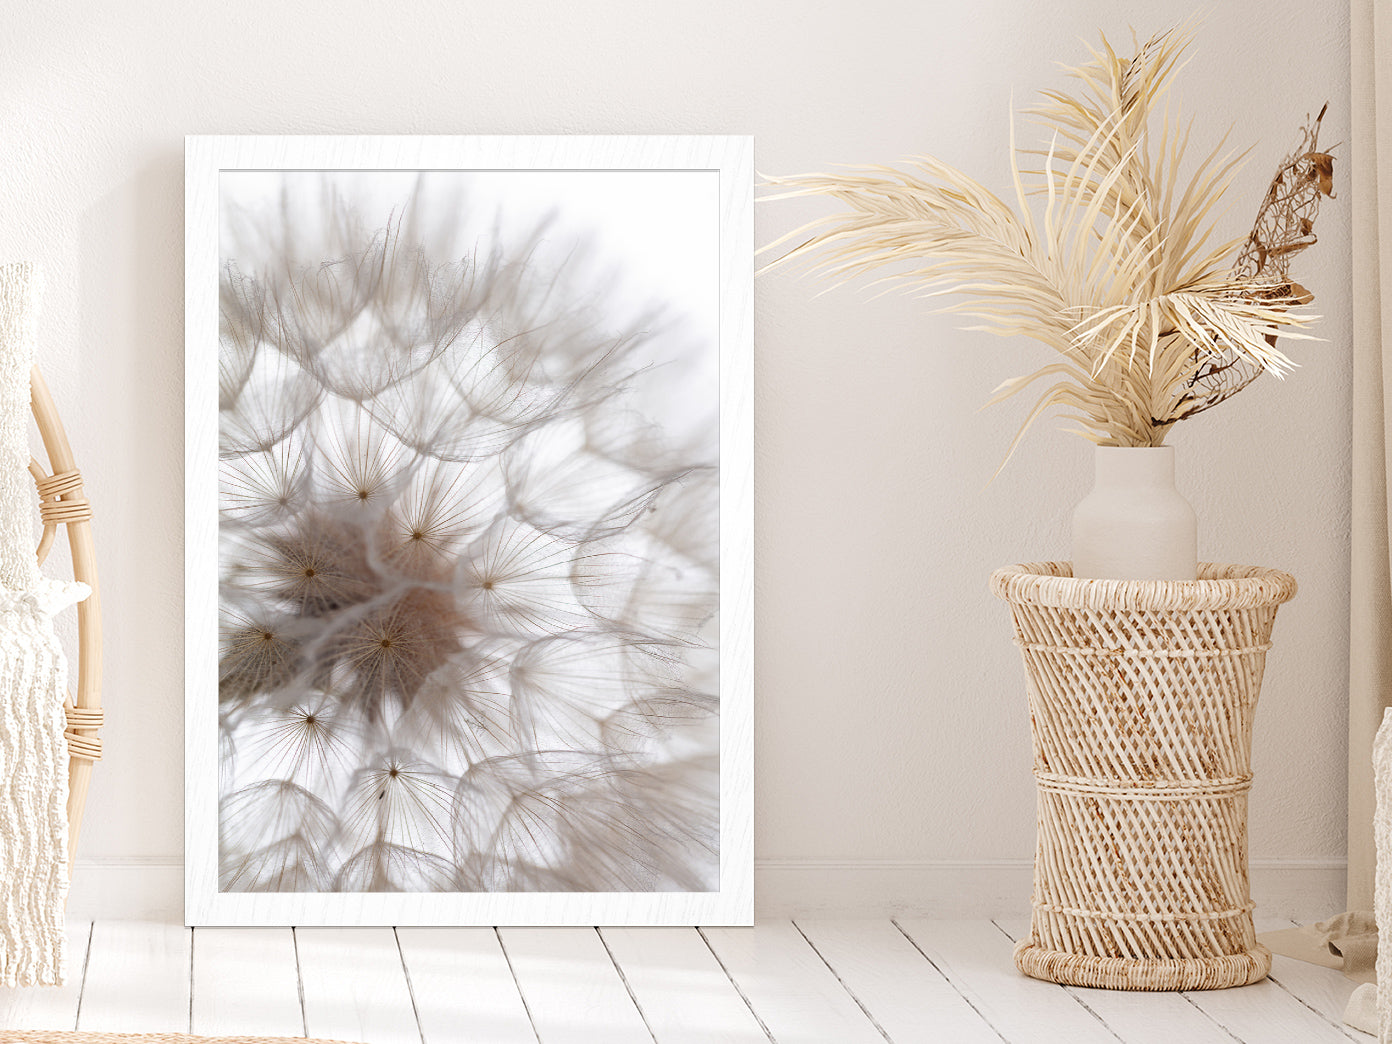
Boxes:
[74,149,185,862]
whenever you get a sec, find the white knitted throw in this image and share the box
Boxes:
[1375,707,1392,1042]
[0,264,88,987]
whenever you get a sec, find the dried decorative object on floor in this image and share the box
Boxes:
[992,562,1296,989]
[185,136,753,926]
[0,264,94,986]
[762,26,1334,580]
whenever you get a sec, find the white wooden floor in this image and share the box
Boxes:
[0,919,1370,1043]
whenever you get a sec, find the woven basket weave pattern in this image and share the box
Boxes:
[992,562,1296,991]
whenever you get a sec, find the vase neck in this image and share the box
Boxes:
[1093,445,1176,487]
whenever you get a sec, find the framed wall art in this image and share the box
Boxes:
[185,135,753,926]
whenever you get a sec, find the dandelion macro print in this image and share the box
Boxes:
[189,138,752,924]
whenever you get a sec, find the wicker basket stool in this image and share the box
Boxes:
[991,562,1297,991]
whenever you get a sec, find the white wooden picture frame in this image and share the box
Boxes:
[185,135,753,926]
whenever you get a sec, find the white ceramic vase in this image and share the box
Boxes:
[1071,445,1198,581]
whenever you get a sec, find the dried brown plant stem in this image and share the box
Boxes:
[1180,104,1336,418]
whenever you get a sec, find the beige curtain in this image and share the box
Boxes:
[1349,0,1392,912]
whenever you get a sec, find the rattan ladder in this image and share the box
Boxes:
[28,365,102,872]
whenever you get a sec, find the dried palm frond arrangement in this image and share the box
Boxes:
[762,26,1335,459]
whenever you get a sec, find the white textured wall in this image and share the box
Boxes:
[1,0,1352,916]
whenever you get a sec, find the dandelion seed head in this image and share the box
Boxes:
[218,172,719,893]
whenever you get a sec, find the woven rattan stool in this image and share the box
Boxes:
[991,562,1297,991]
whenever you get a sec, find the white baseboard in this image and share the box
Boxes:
[752,859,1349,922]
[67,859,184,922]
[63,857,1348,923]
[754,860,1037,920]
[1248,860,1349,921]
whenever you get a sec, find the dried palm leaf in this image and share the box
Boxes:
[762,25,1329,459]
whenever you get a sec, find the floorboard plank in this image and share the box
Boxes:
[78,921,190,1033]
[795,919,1002,1044]
[1183,977,1354,1044]
[0,921,90,1031]
[296,927,419,1044]
[190,927,302,1037]
[498,927,650,1044]
[993,918,1235,1044]
[894,919,1117,1044]
[396,928,537,1044]
[600,927,768,1043]
[1266,955,1364,1042]
[1159,917,1355,1044]
[700,921,883,1044]
[43,916,1373,1043]
[1257,919,1364,1041]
